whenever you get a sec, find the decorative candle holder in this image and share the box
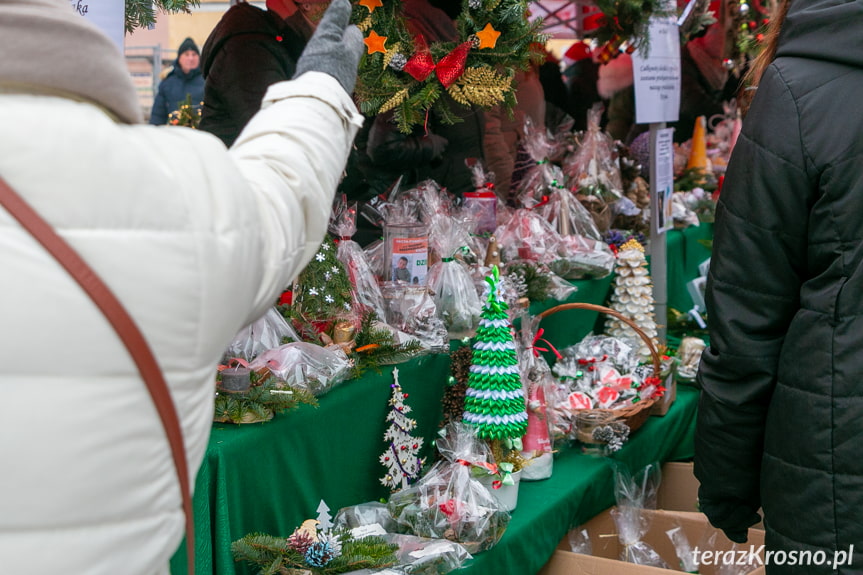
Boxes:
[220,366,252,393]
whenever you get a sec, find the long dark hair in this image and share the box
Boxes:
[739,0,792,115]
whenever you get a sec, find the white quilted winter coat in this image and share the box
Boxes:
[0,69,362,573]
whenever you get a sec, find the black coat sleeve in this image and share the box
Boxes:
[694,64,816,540]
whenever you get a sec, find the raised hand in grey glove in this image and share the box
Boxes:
[294,0,364,94]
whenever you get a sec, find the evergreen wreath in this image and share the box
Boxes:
[125,0,198,33]
[350,0,547,133]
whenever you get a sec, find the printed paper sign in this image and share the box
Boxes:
[654,127,675,234]
[390,237,429,285]
[69,0,125,51]
[632,0,681,124]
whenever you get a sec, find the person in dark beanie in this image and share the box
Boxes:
[149,37,204,125]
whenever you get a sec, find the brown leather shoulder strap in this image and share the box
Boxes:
[0,177,195,574]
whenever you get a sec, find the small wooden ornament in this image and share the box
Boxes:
[484,235,502,267]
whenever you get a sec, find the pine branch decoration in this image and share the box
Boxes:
[125,0,199,33]
[232,530,399,575]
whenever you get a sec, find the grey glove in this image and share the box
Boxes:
[294,0,364,94]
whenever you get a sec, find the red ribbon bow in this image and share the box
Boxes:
[217,357,250,372]
[404,35,472,88]
[531,328,562,360]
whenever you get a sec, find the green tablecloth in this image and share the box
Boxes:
[666,224,714,313]
[459,386,698,575]
[169,274,693,575]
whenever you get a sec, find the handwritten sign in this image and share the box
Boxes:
[69,0,125,51]
[632,0,680,124]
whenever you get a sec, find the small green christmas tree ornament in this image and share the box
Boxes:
[292,236,355,338]
[462,266,528,441]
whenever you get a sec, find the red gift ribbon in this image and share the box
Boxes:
[404,35,471,88]
[530,328,562,360]
[217,357,250,372]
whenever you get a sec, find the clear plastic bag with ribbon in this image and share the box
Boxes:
[533,164,602,241]
[513,116,557,207]
[427,215,482,339]
[516,312,559,478]
[248,341,351,396]
[610,463,667,568]
[224,307,300,362]
[463,159,500,236]
[494,209,562,265]
[381,533,473,575]
[564,105,623,232]
[330,197,388,322]
[334,501,399,534]
[387,422,510,553]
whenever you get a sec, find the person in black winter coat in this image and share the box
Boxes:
[149,37,204,126]
[199,0,325,147]
[695,0,863,572]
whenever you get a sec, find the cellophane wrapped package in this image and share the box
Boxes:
[330,197,388,321]
[564,105,623,232]
[387,422,510,553]
[380,283,448,352]
[249,341,350,396]
[224,307,300,362]
[427,215,482,339]
[463,159,499,236]
[512,116,557,207]
[611,463,668,568]
[532,164,602,241]
[494,209,561,265]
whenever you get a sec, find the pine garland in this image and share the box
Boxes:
[214,375,318,425]
[232,531,399,575]
[348,310,425,378]
[351,0,546,133]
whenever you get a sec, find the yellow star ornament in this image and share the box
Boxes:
[364,30,388,55]
[359,0,383,13]
[476,23,501,49]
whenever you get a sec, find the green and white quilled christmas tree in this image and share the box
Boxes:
[462,266,528,440]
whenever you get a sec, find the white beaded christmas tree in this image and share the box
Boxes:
[380,368,424,491]
[605,239,659,359]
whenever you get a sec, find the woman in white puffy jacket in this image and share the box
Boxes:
[0,0,362,573]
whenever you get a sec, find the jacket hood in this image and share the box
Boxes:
[201,3,281,78]
[776,0,863,68]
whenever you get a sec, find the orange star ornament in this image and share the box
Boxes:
[364,30,388,54]
[476,23,501,49]
[359,0,383,13]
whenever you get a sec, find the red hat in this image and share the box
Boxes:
[565,41,593,62]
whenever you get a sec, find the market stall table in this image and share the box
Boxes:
[169,274,686,575]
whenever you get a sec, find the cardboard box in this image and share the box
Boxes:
[657,462,700,513]
[655,462,765,530]
[540,508,765,575]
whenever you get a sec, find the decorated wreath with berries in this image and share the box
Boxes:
[350,0,546,133]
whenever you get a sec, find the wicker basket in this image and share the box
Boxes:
[537,302,660,443]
